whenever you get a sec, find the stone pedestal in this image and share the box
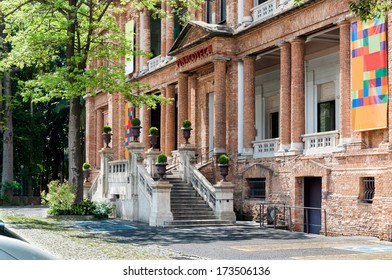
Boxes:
[149,180,173,226]
[179,144,197,183]
[99,148,114,199]
[214,181,236,222]
[127,142,145,220]
[145,148,160,179]
[83,182,92,199]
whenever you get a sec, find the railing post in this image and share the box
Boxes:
[149,180,173,226]
[288,206,292,231]
[324,209,327,236]
[213,181,236,222]
[145,148,160,179]
[178,144,197,184]
[99,148,114,200]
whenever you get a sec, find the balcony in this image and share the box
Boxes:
[147,55,161,72]
[253,138,280,158]
[302,130,340,155]
[252,0,277,23]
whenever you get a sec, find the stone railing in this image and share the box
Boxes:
[253,138,280,158]
[137,164,154,202]
[191,167,216,210]
[108,160,128,196]
[302,130,340,155]
[147,55,161,72]
[252,0,277,22]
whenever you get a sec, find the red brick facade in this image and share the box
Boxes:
[85,0,392,239]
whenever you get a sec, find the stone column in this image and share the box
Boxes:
[243,0,253,25]
[142,105,151,152]
[145,149,160,179]
[189,75,197,145]
[289,38,306,153]
[243,56,256,154]
[96,108,104,167]
[143,8,151,70]
[160,87,166,152]
[160,2,166,60]
[165,84,176,156]
[165,5,174,61]
[279,42,292,152]
[178,73,188,145]
[84,94,96,168]
[214,58,227,154]
[214,181,236,222]
[149,180,173,227]
[338,20,352,146]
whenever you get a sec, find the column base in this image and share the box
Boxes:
[288,142,303,155]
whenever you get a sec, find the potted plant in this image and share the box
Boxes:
[82,162,92,182]
[217,154,230,181]
[130,117,142,142]
[181,119,192,144]
[149,126,159,149]
[103,124,112,148]
[155,153,168,180]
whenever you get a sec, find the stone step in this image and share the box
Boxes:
[164,219,236,227]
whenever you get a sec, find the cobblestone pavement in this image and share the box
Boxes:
[1,206,392,260]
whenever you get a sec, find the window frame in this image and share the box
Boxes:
[247,178,266,199]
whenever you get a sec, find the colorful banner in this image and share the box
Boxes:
[351,16,388,131]
[124,102,135,158]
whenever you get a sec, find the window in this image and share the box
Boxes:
[318,100,335,132]
[150,16,161,58]
[270,112,279,138]
[206,0,213,23]
[219,0,226,23]
[255,0,269,5]
[248,178,266,199]
[360,177,375,203]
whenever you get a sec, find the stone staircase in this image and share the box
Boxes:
[164,172,235,227]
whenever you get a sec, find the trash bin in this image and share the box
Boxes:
[267,206,276,225]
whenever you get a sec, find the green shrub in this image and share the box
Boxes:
[156,153,167,164]
[82,162,91,171]
[182,119,191,129]
[131,117,141,126]
[41,180,76,215]
[149,126,158,135]
[217,154,230,165]
[92,201,114,218]
[103,125,112,134]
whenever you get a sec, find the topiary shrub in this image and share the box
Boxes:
[131,117,141,126]
[103,124,112,134]
[182,119,191,129]
[149,126,158,135]
[217,154,230,165]
[156,153,168,164]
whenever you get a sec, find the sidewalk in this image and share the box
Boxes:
[1,206,392,260]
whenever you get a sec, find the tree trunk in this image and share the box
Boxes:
[2,71,14,185]
[68,97,83,203]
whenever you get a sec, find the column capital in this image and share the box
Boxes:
[289,37,306,44]
[212,55,231,62]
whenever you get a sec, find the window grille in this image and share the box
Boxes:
[362,177,375,203]
[248,178,266,199]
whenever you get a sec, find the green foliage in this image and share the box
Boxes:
[149,126,158,135]
[182,119,192,128]
[217,154,230,165]
[103,125,112,134]
[82,162,91,171]
[131,117,141,126]
[156,153,168,164]
[348,0,390,21]
[92,201,114,218]
[41,180,76,215]
[1,180,22,192]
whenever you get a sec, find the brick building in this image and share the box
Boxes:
[85,0,392,239]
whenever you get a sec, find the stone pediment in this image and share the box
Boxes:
[168,21,233,56]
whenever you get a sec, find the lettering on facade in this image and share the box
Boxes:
[176,45,213,67]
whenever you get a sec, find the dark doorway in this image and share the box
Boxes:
[151,106,161,150]
[304,177,322,234]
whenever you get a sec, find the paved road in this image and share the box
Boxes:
[2,206,392,260]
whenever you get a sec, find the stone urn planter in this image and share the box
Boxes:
[103,125,112,148]
[217,154,230,181]
[156,153,168,180]
[181,120,192,144]
[149,126,159,149]
[130,118,142,142]
[82,162,92,182]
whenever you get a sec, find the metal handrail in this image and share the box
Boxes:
[259,202,328,236]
